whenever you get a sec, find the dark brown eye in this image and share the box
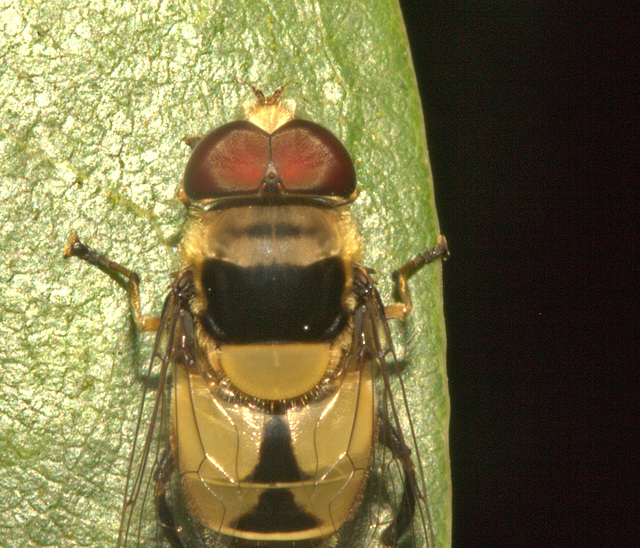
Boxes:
[183,121,270,200]
[183,119,356,202]
[271,120,356,197]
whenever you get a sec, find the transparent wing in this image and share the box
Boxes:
[352,265,436,548]
[118,270,195,547]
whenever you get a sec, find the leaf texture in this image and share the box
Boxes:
[0,0,449,545]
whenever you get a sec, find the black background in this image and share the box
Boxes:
[398,2,638,547]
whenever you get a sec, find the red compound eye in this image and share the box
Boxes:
[271,120,356,197]
[182,119,356,201]
[183,121,270,200]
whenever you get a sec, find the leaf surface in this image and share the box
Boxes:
[0,0,449,545]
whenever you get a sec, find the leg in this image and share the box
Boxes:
[385,235,449,321]
[63,232,160,332]
[155,449,187,548]
[378,411,418,547]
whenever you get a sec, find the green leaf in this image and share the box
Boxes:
[0,0,450,546]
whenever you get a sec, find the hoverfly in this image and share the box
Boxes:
[64,86,448,547]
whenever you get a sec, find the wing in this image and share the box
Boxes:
[352,265,436,548]
[117,269,196,547]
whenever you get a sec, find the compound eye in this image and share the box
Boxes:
[183,121,270,200]
[271,120,356,197]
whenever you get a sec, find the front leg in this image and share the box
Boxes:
[385,235,449,321]
[63,232,160,332]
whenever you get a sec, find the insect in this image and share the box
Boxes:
[64,86,448,547]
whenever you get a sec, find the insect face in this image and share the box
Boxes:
[64,86,447,547]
